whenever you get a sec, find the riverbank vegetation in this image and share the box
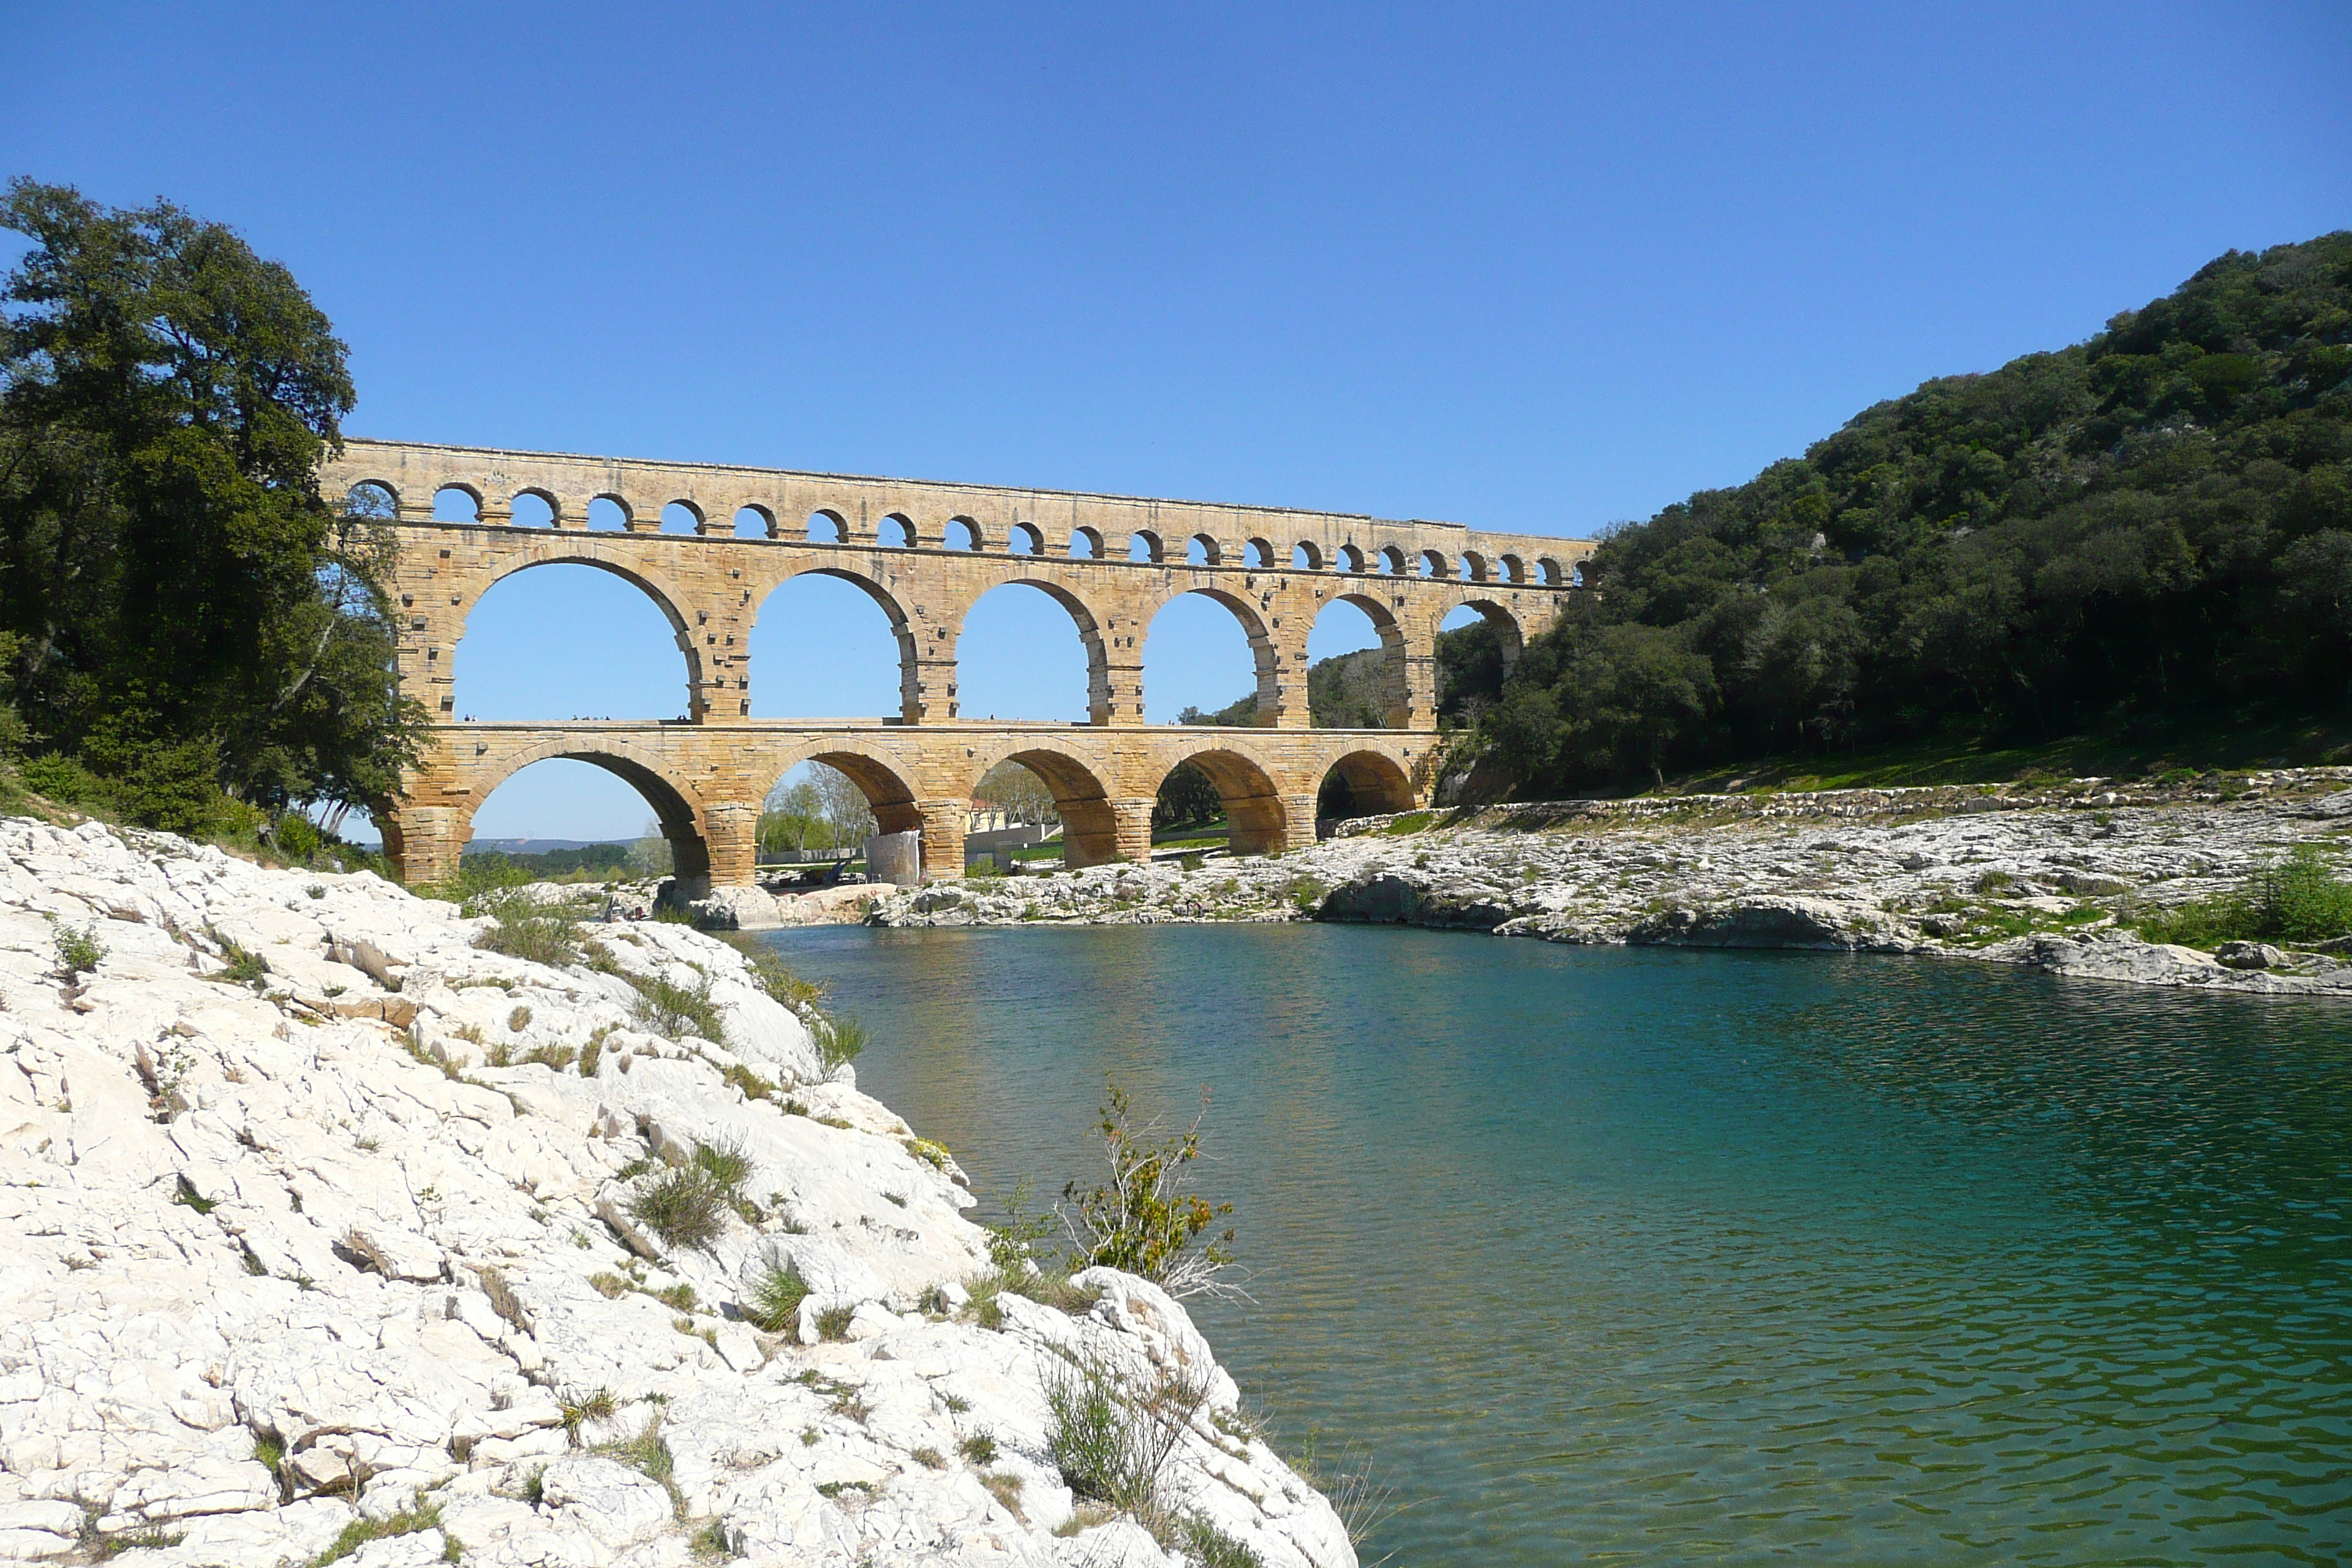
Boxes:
[0,181,421,844]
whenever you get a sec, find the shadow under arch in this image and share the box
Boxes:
[953,577,1112,725]
[453,554,706,720]
[1316,748,1416,824]
[461,744,713,890]
[762,565,922,722]
[965,737,1121,867]
[1145,586,1284,725]
[1157,743,1288,856]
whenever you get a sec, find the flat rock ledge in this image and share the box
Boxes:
[0,818,1354,1567]
[870,770,2352,998]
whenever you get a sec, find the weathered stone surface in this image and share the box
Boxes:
[1627,895,1919,951]
[0,816,1355,1568]
[325,437,1592,889]
[871,766,2352,998]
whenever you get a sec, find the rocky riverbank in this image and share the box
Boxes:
[0,818,1354,1567]
[870,769,2352,998]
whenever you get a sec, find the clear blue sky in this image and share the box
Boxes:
[7,3,2345,840]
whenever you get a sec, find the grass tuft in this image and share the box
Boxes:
[626,1167,731,1252]
[306,1490,443,1566]
[743,1261,811,1333]
[627,968,728,1044]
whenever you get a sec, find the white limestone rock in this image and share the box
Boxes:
[0,816,1356,1568]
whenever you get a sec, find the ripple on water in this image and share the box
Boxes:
[767,924,2352,1566]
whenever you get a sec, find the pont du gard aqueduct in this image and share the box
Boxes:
[323,439,1597,891]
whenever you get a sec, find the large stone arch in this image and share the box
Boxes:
[963,735,1121,868]
[942,576,1114,725]
[1316,747,1417,821]
[1307,590,1410,729]
[1436,595,1526,666]
[1146,585,1287,726]
[758,564,924,722]
[460,737,714,887]
[1154,739,1288,856]
[448,549,708,718]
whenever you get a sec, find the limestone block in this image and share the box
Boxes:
[538,1455,674,1548]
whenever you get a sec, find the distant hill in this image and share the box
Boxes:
[1477,232,2352,791]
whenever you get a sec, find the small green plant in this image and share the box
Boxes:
[1060,1082,1240,1300]
[719,932,825,1008]
[958,1431,999,1465]
[472,889,586,968]
[508,1004,533,1031]
[1180,1515,1266,1568]
[1971,870,2016,895]
[557,1387,618,1445]
[722,1061,777,1101]
[628,969,728,1045]
[815,1304,856,1341]
[308,1490,444,1566]
[911,1446,946,1469]
[522,1042,578,1071]
[579,1025,611,1078]
[818,1014,868,1072]
[815,1479,878,1501]
[216,941,268,989]
[53,922,105,978]
[744,1260,812,1333]
[1041,1349,1209,1534]
[979,1469,1023,1515]
[472,1264,532,1334]
[986,1179,1058,1270]
[94,1527,186,1558]
[626,1167,732,1252]
[692,1137,755,1194]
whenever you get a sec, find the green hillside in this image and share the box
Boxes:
[1471,233,2352,793]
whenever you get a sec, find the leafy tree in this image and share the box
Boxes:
[1152,761,1222,829]
[0,179,419,831]
[1478,231,2352,790]
[758,777,826,853]
[807,762,876,850]
[976,758,1061,825]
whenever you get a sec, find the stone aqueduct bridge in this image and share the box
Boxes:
[323,440,1595,890]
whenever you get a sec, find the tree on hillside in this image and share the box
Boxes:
[0,179,419,832]
[1479,231,2352,794]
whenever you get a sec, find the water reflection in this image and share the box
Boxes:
[768,925,2352,1565]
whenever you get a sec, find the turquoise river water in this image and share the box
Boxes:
[762,923,2352,1565]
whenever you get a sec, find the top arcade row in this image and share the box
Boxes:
[321,438,1596,589]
